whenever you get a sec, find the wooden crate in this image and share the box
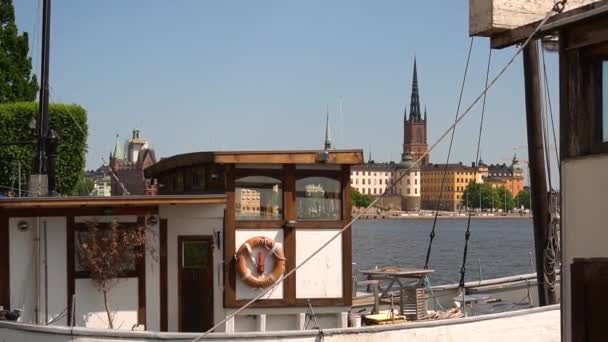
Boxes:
[401,287,427,321]
[469,0,599,37]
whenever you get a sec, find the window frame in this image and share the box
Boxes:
[295,170,343,222]
[234,170,285,223]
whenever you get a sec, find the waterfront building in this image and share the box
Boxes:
[403,59,429,165]
[481,155,525,197]
[110,130,157,195]
[395,153,421,211]
[420,162,478,211]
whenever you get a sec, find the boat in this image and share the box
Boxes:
[4,0,608,340]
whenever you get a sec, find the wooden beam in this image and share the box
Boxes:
[0,195,226,209]
[490,0,608,49]
[470,0,600,37]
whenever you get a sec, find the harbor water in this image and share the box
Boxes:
[352,218,535,285]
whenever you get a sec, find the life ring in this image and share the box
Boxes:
[236,236,286,288]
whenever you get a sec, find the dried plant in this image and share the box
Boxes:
[76,219,157,328]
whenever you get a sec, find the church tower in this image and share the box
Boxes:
[402,58,429,165]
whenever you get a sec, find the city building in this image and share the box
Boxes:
[420,162,479,211]
[110,130,157,195]
[395,153,421,211]
[403,58,429,165]
[84,166,111,197]
[480,155,525,197]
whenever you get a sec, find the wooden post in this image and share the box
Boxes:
[522,41,556,305]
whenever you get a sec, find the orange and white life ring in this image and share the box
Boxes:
[235,236,286,288]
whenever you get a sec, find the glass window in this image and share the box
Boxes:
[236,176,282,220]
[296,177,341,220]
[182,241,209,268]
[603,61,608,142]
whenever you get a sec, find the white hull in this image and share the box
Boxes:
[0,304,559,341]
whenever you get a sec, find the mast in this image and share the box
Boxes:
[522,41,556,305]
[31,0,56,196]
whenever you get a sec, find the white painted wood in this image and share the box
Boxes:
[74,278,138,329]
[234,229,284,300]
[338,312,348,328]
[469,0,599,36]
[561,155,608,342]
[225,315,235,334]
[160,204,225,332]
[0,306,561,341]
[297,312,306,330]
[144,215,160,331]
[9,217,67,325]
[295,230,343,299]
[256,314,267,332]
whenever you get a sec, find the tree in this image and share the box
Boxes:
[0,0,39,103]
[74,176,95,196]
[351,187,371,208]
[0,102,87,195]
[514,189,531,209]
[76,220,156,329]
[494,186,515,212]
[461,182,498,211]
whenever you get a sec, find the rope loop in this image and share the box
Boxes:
[553,0,567,13]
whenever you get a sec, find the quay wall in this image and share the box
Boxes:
[0,305,559,342]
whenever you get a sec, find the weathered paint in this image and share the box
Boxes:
[561,155,608,342]
[295,229,343,299]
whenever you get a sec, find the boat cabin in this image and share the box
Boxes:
[0,149,363,333]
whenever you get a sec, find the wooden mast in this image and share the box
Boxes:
[522,41,556,305]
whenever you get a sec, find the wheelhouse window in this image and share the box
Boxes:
[296,176,341,220]
[235,176,283,220]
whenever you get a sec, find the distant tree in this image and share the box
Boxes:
[74,176,95,196]
[494,186,515,212]
[76,220,156,329]
[514,189,531,209]
[462,182,498,211]
[351,187,371,208]
[0,0,39,103]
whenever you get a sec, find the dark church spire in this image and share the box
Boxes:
[409,58,422,121]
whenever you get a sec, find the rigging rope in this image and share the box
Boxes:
[540,46,560,169]
[191,6,563,340]
[458,46,493,289]
[423,37,475,270]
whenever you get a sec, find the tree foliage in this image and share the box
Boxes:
[351,187,371,208]
[514,189,531,209]
[0,102,88,195]
[462,182,515,211]
[0,0,39,103]
[76,220,156,329]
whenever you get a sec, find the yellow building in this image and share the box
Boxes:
[420,162,480,211]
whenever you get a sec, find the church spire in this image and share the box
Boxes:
[113,133,124,160]
[409,58,422,121]
[324,106,332,150]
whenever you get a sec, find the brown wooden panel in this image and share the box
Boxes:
[0,214,9,310]
[160,219,168,331]
[137,217,146,325]
[178,236,214,332]
[0,206,158,218]
[283,165,296,305]
[66,216,75,326]
[235,221,285,229]
[341,166,353,305]
[223,165,237,307]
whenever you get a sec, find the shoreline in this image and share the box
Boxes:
[355,213,533,220]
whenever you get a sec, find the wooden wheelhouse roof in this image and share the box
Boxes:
[145,149,364,176]
[0,194,226,209]
[491,0,608,48]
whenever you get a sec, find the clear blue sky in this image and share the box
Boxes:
[14,0,560,184]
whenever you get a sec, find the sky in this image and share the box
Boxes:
[13,0,560,185]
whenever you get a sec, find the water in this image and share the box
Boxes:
[352,218,535,285]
